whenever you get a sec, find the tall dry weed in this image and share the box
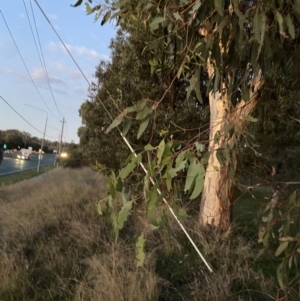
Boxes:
[0,167,277,301]
[0,167,162,301]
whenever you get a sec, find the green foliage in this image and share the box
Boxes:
[95,136,208,266]
[0,129,58,152]
[78,27,208,174]
[59,143,87,168]
[257,189,300,295]
[135,234,145,267]
[74,1,300,279]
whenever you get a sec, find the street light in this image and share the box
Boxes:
[25,104,48,172]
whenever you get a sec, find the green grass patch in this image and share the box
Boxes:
[0,164,55,186]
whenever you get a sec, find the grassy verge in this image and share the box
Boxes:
[0,164,55,186]
[0,168,280,301]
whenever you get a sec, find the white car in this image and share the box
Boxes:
[17,153,31,160]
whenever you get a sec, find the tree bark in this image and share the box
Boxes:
[199,64,263,229]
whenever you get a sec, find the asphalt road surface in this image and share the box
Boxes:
[0,153,57,176]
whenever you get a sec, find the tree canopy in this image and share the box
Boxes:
[76,0,300,227]
[73,0,300,293]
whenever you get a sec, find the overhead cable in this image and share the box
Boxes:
[0,10,60,121]
[28,0,63,118]
[0,95,57,139]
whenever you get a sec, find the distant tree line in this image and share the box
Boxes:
[0,129,61,153]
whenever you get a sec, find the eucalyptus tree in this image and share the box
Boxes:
[75,0,300,229]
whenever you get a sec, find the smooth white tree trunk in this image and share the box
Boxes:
[199,63,263,229]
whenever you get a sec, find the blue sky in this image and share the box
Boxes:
[0,0,115,143]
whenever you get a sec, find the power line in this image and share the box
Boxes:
[33,0,92,87]
[22,0,46,83]
[0,10,60,121]
[0,95,56,139]
[28,0,63,118]
[33,0,213,272]
[22,0,61,117]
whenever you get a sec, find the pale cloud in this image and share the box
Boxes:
[50,62,67,72]
[5,68,13,74]
[50,76,66,86]
[60,43,109,61]
[3,68,30,82]
[49,41,109,61]
[31,68,45,81]
[31,68,66,86]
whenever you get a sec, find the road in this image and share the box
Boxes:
[0,153,56,176]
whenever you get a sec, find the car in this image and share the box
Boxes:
[17,153,30,160]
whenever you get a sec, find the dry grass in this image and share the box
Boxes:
[0,167,278,301]
[0,167,160,301]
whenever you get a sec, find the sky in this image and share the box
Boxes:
[0,0,116,143]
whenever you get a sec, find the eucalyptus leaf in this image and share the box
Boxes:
[101,10,111,26]
[275,11,284,34]
[147,184,158,218]
[190,166,205,199]
[120,154,141,180]
[184,159,198,193]
[149,16,165,31]
[191,1,201,14]
[157,139,165,165]
[109,182,116,199]
[106,113,124,133]
[175,150,187,167]
[214,0,224,16]
[72,0,83,7]
[275,241,289,257]
[122,117,132,136]
[118,201,133,229]
[137,117,150,139]
[168,160,186,178]
[257,12,266,58]
[276,263,285,290]
[253,10,262,43]
[97,201,102,215]
[136,234,145,267]
[144,144,155,151]
[194,142,205,152]
[116,177,123,192]
[173,12,182,21]
[136,107,152,120]
[286,14,295,39]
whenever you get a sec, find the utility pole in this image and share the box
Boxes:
[58,117,66,156]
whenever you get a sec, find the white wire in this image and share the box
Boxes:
[34,0,213,273]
